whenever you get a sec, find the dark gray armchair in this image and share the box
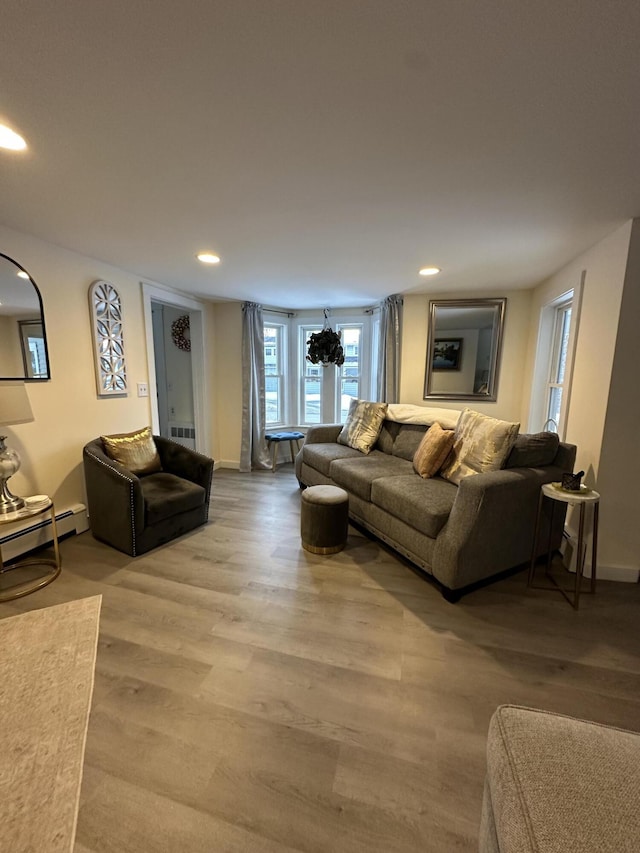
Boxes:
[83,435,214,557]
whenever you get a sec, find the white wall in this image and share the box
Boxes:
[592,220,640,576]
[400,289,532,423]
[522,219,635,580]
[521,221,631,486]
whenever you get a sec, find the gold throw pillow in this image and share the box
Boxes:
[413,422,455,479]
[337,399,388,454]
[440,408,519,485]
[101,426,162,475]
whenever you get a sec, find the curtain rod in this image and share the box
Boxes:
[264,309,296,317]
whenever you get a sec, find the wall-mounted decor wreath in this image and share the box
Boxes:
[171,314,191,352]
[306,310,345,366]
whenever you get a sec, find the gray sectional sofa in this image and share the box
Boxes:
[295,419,576,600]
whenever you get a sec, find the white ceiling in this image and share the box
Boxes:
[1,1,639,309]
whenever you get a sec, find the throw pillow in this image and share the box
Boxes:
[101,425,162,475]
[337,399,388,454]
[505,431,560,468]
[413,422,455,479]
[440,408,520,485]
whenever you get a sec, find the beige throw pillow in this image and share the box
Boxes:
[413,422,455,479]
[337,399,388,454]
[440,408,519,485]
[101,425,162,475]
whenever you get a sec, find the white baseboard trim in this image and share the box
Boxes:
[560,533,639,583]
[0,502,88,563]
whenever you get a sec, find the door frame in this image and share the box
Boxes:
[141,282,210,456]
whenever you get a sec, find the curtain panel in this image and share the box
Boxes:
[376,294,403,404]
[240,302,271,472]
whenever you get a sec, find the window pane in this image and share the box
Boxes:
[547,387,562,430]
[264,324,283,423]
[340,379,359,422]
[556,307,571,383]
[303,377,321,423]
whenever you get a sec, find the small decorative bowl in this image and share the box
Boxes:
[561,472,583,491]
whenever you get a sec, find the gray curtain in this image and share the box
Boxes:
[240,302,271,472]
[376,294,403,403]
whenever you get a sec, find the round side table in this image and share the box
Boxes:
[0,497,62,602]
[527,482,600,610]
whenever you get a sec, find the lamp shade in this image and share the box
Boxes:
[0,382,34,427]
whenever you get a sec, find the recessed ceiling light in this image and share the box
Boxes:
[196,252,221,265]
[0,124,27,151]
[17,270,30,279]
[419,266,441,276]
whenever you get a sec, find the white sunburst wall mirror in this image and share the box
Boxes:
[89,280,128,396]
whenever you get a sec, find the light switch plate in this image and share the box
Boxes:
[137,382,149,397]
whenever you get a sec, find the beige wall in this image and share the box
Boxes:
[0,224,165,509]
[212,301,242,467]
[400,289,532,423]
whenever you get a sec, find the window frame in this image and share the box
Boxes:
[263,320,287,427]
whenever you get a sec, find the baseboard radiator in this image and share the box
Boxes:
[0,503,89,563]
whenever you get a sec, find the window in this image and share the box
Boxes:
[263,312,374,428]
[264,323,286,425]
[545,300,572,432]
[338,324,362,422]
[529,281,581,439]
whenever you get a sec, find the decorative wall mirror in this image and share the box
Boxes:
[0,252,50,380]
[424,298,506,402]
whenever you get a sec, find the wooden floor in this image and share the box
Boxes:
[2,467,640,852]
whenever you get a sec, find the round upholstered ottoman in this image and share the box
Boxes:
[300,485,349,555]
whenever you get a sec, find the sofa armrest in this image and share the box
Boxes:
[303,424,343,444]
[153,436,214,499]
[432,465,567,590]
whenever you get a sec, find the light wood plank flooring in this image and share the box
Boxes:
[2,467,640,852]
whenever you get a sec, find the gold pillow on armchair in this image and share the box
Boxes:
[101,426,162,475]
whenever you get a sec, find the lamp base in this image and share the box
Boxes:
[0,436,26,514]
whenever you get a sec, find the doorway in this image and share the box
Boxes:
[142,283,210,456]
[151,302,196,448]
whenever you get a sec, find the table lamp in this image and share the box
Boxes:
[0,381,34,514]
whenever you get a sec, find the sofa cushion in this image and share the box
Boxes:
[141,472,206,526]
[337,399,388,454]
[330,453,414,501]
[413,422,456,478]
[506,431,560,468]
[371,475,458,539]
[391,423,429,461]
[441,408,520,485]
[302,443,363,477]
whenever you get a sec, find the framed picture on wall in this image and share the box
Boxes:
[432,338,462,371]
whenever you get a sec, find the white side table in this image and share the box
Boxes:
[0,497,61,602]
[527,482,600,610]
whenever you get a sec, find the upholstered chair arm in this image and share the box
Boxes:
[82,440,145,555]
[153,436,214,499]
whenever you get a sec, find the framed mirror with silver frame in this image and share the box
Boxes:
[0,252,51,380]
[424,298,506,402]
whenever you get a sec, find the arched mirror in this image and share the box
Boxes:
[0,253,50,380]
[424,298,506,402]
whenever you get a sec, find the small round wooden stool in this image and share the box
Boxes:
[300,485,349,555]
[265,431,305,472]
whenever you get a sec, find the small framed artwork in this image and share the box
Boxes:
[432,338,462,371]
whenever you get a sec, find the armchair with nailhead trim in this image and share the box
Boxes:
[82,436,214,556]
